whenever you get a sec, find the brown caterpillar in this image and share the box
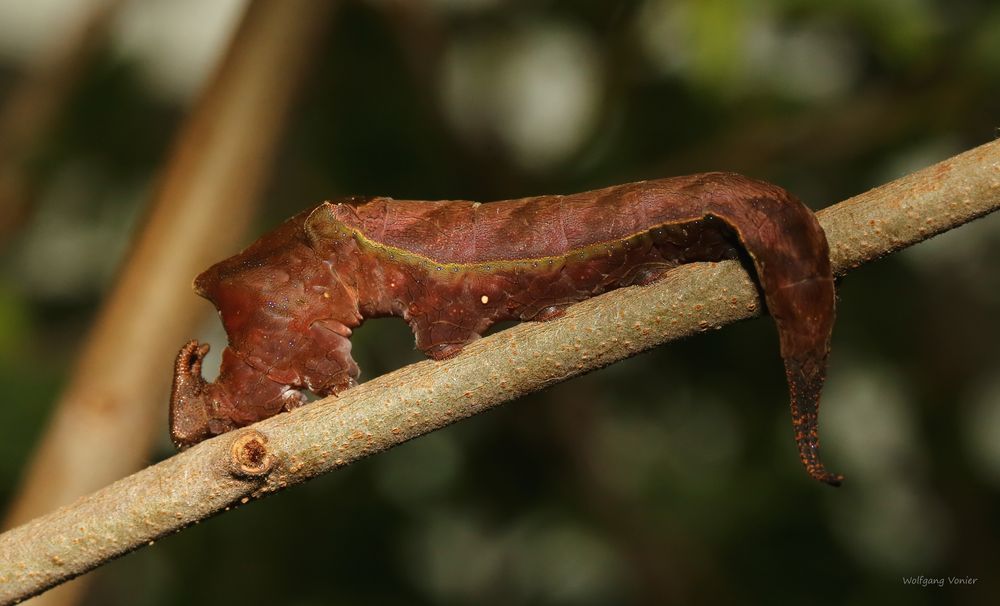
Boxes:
[170,172,842,485]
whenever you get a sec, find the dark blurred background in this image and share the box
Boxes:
[2,0,1000,604]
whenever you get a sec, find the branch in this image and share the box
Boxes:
[0,0,124,241]
[1,139,998,605]
[1,1,336,605]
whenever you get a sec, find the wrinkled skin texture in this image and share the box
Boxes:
[170,172,842,485]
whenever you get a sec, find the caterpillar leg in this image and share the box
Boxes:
[424,341,471,360]
[527,304,567,322]
[410,313,485,361]
[629,263,675,287]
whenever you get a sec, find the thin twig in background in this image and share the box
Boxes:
[0,0,125,242]
[655,83,979,179]
[1,1,337,605]
[0,137,996,605]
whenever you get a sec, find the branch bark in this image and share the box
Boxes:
[1,1,336,604]
[1,138,998,605]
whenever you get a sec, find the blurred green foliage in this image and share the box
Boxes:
[2,0,1000,604]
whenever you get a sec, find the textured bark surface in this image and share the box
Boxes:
[0,138,997,605]
[172,172,840,484]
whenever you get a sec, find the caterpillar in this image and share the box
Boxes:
[169,172,842,485]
